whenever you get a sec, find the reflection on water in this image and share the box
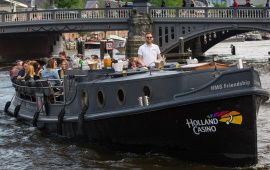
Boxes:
[0,41,269,169]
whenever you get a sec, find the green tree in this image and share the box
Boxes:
[152,0,182,7]
[43,2,49,9]
[54,0,84,9]
[78,32,92,39]
[254,4,264,7]
[214,3,227,7]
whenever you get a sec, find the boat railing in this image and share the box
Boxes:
[38,78,65,104]
[12,78,64,104]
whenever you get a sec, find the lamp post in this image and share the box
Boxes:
[132,0,151,14]
[49,0,56,9]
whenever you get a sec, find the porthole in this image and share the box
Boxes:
[142,85,151,98]
[117,88,126,105]
[97,89,105,108]
[81,89,88,108]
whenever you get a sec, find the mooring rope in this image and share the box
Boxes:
[57,75,74,135]
[77,106,89,136]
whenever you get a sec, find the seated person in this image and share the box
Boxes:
[60,60,70,71]
[128,57,142,68]
[58,60,70,79]
[41,58,61,86]
[17,61,28,80]
[90,55,99,62]
[32,62,42,79]
[24,65,40,81]
[10,60,23,79]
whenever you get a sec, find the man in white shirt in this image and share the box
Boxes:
[138,32,162,67]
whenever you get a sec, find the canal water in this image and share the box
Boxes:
[0,41,270,169]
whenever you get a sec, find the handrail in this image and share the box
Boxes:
[0,7,132,23]
[150,7,269,19]
[0,7,269,24]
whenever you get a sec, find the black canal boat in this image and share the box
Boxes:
[4,64,269,166]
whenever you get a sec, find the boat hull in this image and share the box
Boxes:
[39,94,260,166]
[6,67,269,166]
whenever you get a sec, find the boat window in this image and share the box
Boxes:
[117,88,126,105]
[142,85,151,98]
[81,89,88,108]
[97,89,105,108]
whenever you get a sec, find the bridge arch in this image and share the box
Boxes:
[158,24,270,55]
[1,7,270,60]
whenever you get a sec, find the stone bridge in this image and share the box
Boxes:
[1,4,270,61]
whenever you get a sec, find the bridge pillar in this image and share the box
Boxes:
[126,10,153,59]
[192,37,203,57]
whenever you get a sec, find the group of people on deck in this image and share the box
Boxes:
[10,31,162,85]
[9,53,67,85]
[10,51,102,86]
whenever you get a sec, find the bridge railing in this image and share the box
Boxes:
[150,7,270,19]
[1,7,269,23]
[0,8,132,22]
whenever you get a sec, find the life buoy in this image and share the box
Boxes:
[57,108,66,135]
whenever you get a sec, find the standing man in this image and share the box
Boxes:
[138,32,162,67]
[105,0,111,8]
[245,0,251,7]
[182,0,186,7]
[266,0,269,7]
[161,0,165,7]
[233,0,238,7]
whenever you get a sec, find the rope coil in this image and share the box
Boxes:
[14,105,21,118]
[32,111,40,127]
[78,106,88,136]
[57,108,66,135]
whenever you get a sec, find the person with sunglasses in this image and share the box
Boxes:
[138,32,162,67]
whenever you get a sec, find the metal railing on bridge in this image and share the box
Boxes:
[1,7,270,23]
[150,7,270,18]
[0,8,132,22]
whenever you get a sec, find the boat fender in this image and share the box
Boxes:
[78,106,88,136]
[14,105,21,118]
[32,111,40,127]
[4,101,11,113]
[57,108,66,135]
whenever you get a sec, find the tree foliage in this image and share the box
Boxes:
[78,32,92,38]
[214,3,227,7]
[151,0,182,7]
[254,4,264,7]
[54,0,84,9]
